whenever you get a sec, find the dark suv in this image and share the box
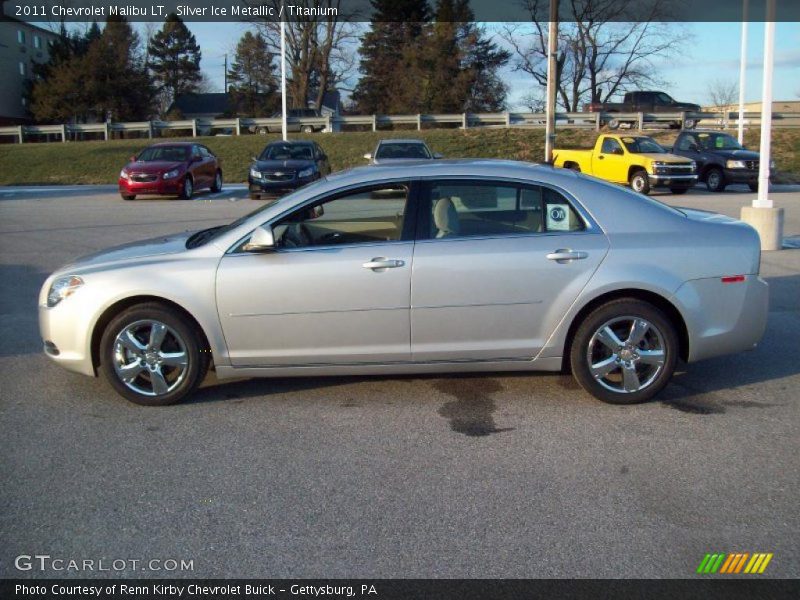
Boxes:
[671,130,769,192]
[264,109,325,133]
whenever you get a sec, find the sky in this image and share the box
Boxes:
[154,20,800,110]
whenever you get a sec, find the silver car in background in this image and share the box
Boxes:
[39,160,768,406]
[364,139,442,164]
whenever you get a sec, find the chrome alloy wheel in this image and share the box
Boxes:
[586,316,666,394]
[112,319,189,396]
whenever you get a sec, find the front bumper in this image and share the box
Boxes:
[672,274,768,363]
[39,295,96,377]
[648,173,698,188]
[119,176,182,196]
[248,174,317,195]
[723,168,759,184]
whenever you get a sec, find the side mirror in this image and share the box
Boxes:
[243,226,275,253]
[129,155,137,162]
[251,156,258,162]
[433,152,443,159]
[363,153,372,161]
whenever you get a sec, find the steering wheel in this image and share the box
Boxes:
[282,223,313,248]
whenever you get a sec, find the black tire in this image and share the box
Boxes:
[670,187,689,195]
[121,194,136,201]
[210,170,223,193]
[683,118,697,129]
[566,162,581,172]
[630,169,651,195]
[749,182,758,192]
[705,167,726,192]
[607,117,620,130]
[302,125,314,133]
[99,303,209,406]
[570,299,678,405]
[179,176,193,199]
[249,193,261,200]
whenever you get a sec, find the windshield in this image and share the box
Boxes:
[655,92,673,104]
[696,133,743,150]
[190,178,330,248]
[136,146,189,162]
[621,137,666,154]
[259,144,314,161]
[375,143,431,160]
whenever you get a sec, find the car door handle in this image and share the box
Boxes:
[363,258,405,270]
[547,249,588,263]
[598,155,605,160]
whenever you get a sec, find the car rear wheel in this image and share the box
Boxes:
[121,194,136,201]
[210,170,223,193]
[705,167,726,192]
[249,193,261,200]
[179,176,193,199]
[99,303,209,406]
[302,125,314,133]
[570,299,678,404]
[683,118,697,129]
[607,117,620,130]
[630,170,651,195]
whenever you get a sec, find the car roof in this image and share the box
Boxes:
[149,142,195,147]
[267,140,314,146]
[377,139,427,145]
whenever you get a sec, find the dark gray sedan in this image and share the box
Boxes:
[248,140,331,199]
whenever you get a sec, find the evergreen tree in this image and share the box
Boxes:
[148,13,202,111]
[351,0,431,114]
[227,31,277,117]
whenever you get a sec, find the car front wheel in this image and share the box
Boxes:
[570,299,678,404]
[121,194,136,200]
[630,170,651,195]
[99,303,209,406]
[179,176,193,199]
[705,167,726,192]
[210,170,223,193]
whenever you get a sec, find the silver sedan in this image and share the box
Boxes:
[39,160,768,406]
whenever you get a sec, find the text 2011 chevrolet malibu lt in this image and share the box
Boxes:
[40,160,768,406]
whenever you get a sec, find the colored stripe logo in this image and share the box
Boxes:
[697,552,773,574]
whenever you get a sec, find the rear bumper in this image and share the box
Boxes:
[119,177,182,196]
[672,275,769,363]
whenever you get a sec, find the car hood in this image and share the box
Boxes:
[373,158,432,165]
[637,153,694,163]
[254,159,314,170]
[702,148,760,160]
[63,231,192,271]
[126,161,184,173]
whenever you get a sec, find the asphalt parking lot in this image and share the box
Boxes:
[0,182,798,579]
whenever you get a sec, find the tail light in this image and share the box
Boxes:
[721,275,745,284]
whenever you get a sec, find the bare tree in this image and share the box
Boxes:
[502,0,688,111]
[245,0,358,110]
[519,89,546,112]
[707,79,738,109]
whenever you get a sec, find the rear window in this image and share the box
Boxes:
[376,143,431,160]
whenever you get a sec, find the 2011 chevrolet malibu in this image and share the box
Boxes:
[40,160,768,406]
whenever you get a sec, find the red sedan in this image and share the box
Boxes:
[118,142,223,200]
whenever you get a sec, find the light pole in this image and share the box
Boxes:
[737,0,748,144]
[280,6,288,142]
[740,0,783,251]
[544,0,558,163]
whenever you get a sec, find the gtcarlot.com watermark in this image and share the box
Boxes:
[15,554,194,573]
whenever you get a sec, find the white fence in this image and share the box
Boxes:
[1,111,798,143]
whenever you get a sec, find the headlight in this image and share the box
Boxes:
[119,169,129,180]
[298,167,315,178]
[163,168,181,179]
[47,275,84,307]
[726,160,747,169]
[690,161,697,172]
[250,168,261,179]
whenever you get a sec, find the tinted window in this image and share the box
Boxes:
[601,138,623,154]
[423,182,584,240]
[260,143,314,160]
[376,143,431,160]
[676,135,698,151]
[621,136,665,153]
[273,184,410,248]
[199,146,213,158]
[137,146,189,162]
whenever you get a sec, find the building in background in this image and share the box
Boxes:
[0,6,59,124]
[703,100,800,113]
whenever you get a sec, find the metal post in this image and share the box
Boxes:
[235,117,240,136]
[594,112,601,131]
[754,6,775,209]
[738,0,748,144]
[417,114,422,131]
[544,0,558,163]
[462,113,468,129]
[17,125,24,144]
[637,112,644,131]
[148,121,153,139]
[61,124,66,142]
[372,114,377,132]
[191,119,197,138]
[103,122,109,141]
[280,9,288,142]
[505,111,511,128]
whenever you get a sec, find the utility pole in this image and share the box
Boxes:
[224,53,228,94]
[741,0,783,251]
[737,0,748,144]
[280,6,288,142]
[544,0,558,163]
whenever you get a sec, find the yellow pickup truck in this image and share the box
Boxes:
[553,134,698,195]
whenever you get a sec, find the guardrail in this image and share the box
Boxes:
[1,111,798,143]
